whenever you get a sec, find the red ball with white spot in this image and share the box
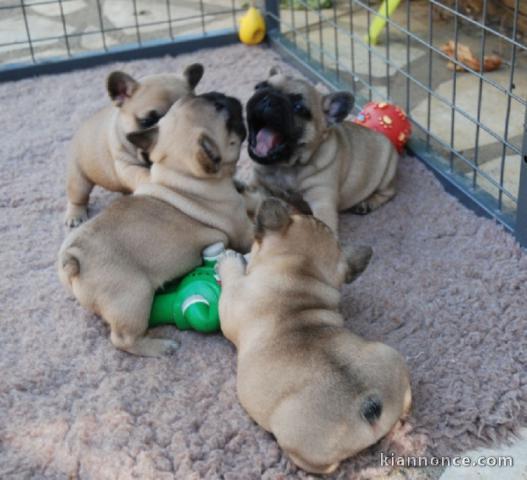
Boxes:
[353,102,412,154]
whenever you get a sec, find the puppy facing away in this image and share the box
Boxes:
[58,92,253,356]
[217,199,411,474]
[65,63,204,227]
[243,67,399,234]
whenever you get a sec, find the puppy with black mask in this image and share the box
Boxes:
[241,67,399,234]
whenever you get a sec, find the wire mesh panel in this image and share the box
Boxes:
[264,0,527,244]
[0,0,242,69]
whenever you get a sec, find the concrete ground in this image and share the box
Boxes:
[0,1,526,478]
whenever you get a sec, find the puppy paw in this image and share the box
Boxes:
[154,338,179,356]
[345,244,373,283]
[233,178,249,193]
[124,337,179,357]
[216,250,246,278]
[64,204,88,227]
[350,201,372,216]
[111,329,179,357]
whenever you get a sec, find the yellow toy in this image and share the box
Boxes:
[239,6,266,45]
[365,0,402,45]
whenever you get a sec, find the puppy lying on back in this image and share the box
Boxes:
[65,63,204,226]
[217,199,411,474]
[58,92,253,356]
[243,67,399,234]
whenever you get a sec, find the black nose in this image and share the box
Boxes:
[254,89,285,110]
[248,88,293,126]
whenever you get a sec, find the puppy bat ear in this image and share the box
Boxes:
[255,198,291,240]
[263,186,313,216]
[197,133,222,174]
[126,126,159,152]
[340,244,373,284]
[107,71,140,107]
[268,66,283,77]
[183,63,204,90]
[322,91,354,125]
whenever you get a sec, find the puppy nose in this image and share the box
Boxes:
[259,95,273,112]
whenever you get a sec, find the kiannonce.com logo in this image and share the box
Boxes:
[380,453,514,468]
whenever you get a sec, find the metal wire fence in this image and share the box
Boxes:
[265,0,527,245]
[0,1,242,73]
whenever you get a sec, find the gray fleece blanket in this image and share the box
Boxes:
[1,43,526,479]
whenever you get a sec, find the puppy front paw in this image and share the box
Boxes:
[350,201,372,216]
[216,250,246,279]
[233,178,249,193]
[345,245,373,283]
[64,204,88,227]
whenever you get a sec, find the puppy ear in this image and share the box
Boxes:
[107,71,140,107]
[126,126,159,152]
[197,133,222,174]
[183,63,204,90]
[341,244,373,284]
[264,185,313,216]
[255,198,291,240]
[322,91,354,125]
[269,66,283,77]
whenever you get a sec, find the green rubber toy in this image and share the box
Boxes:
[149,242,225,333]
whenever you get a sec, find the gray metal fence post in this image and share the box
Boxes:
[515,107,527,247]
[265,0,280,33]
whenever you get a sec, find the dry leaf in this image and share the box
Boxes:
[440,40,502,72]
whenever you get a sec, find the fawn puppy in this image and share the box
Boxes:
[242,67,399,234]
[217,199,411,473]
[58,92,253,356]
[65,63,204,226]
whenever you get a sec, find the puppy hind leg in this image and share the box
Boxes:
[270,399,342,474]
[351,152,398,215]
[287,452,339,475]
[65,161,94,227]
[350,183,396,215]
[104,284,178,357]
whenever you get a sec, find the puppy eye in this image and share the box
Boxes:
[290,95,311,119]
[255,81,268,90]
[138,110,160,129]
[293,102,304,113]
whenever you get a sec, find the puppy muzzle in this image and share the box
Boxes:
[246,88,300,165]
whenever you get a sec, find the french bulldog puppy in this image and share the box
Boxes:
[58,92,253,357]
[217,199,411,474]
[243,67,399,234]
[64,63,204,227]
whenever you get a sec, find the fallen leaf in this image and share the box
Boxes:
[440,40,502,72]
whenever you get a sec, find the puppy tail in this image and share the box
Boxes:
[59,250,80,283]
[360,394,383,425]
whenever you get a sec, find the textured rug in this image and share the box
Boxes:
[1,43,526,479]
